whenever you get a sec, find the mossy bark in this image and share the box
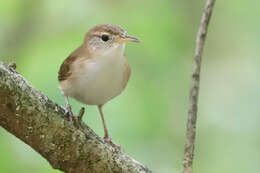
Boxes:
[0,62,153,173]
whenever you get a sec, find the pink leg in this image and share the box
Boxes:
[98,105,121,149]
[65,96,75,122]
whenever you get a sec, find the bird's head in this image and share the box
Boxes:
[84,24,140,56]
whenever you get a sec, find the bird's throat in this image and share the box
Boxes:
[92,43,126,58]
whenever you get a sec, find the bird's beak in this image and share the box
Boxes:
[117,35,141,43]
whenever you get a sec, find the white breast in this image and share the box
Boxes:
[60,53,129,106]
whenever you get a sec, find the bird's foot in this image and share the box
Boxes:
[104,136,121,150]
[65,106,76,123]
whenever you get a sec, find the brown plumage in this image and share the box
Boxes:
[58,55,76,81]
[58,45,89,81]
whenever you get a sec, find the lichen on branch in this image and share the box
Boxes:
[0,62,153,173]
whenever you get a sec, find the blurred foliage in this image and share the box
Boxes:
[0,0,260,173]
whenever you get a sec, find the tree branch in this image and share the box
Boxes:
[182,0,216,173]
[0,62,153,173]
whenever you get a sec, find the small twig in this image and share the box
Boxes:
[74,107,85,128]
[182,0,216,173]
[78,107,85,122]
[8,62,17,72]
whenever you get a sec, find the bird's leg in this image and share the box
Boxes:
[98,105,121,149]
[65,96,75,122]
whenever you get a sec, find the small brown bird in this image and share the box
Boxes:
[58,24,140,148]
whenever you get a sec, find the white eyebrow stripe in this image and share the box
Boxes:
[94,31,110,36]
[100,32,110,35]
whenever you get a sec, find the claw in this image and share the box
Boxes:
[104,136,121,149]
[65,105,75,123]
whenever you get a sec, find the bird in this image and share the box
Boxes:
[58,24,140,148]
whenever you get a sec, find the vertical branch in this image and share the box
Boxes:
[182,0,216,173]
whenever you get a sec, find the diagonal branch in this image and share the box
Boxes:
[0,62,153,173]
[182,0,216,173]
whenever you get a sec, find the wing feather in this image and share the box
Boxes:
[58,55,78,81]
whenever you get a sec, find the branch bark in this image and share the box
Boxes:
[182,0,216,173]
[0,62,153,173]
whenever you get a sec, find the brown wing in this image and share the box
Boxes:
[58,55,77,81]
[58,45,91,82]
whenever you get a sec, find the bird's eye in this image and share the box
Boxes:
[101,35,109,42]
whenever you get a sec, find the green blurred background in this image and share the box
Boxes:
[1,0,260,172]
